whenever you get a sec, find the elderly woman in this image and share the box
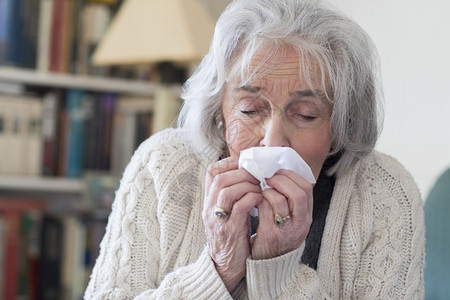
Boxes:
[85,0,425,299]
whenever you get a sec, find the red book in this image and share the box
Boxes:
[49,0,64,72]
[0,199,46,300]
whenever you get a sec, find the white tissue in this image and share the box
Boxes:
[239,147,316,189]
[238,147,316,216]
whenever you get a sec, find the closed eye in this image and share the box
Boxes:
[297,114,317,121]
[240,110,257,115]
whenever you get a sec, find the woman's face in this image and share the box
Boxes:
[222,47,332,180]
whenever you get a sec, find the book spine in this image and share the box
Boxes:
[21,0,40,69]
[41,91,61,176]
[10,98,28,175]
[0,198,46,300]
[0,216,4,299]
[0,0,12,64]
[17,210,43,300]
[36,0,54,72]
[6,0,25,66]
[0,97,7,175]
[2,210,21,300]
[99,93,116,170]
[37,215,63,300]
[82,93,95,170]
[49,0,64,72]
[65,89,86,178]
[59,0,74,73]
[57,101,69,177]
[26,97,44,176]
[69,0,83,74]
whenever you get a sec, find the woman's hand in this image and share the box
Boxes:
[251,169,313,260]
[203,157,263,292]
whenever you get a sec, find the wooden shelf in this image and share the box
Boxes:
[0,67,155,96]
[0,175,86,194]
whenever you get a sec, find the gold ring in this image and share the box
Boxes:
[214,206,230,219]
[274,213,291,228]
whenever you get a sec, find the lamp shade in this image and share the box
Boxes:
[92,0,216,65]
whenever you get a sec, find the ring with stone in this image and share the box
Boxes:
[214,206,230,219]
[274,213,291,228]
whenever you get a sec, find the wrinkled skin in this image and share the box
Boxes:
[203,47,332,292]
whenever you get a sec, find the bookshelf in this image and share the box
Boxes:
[0,66,154,299]
[0,175,85,194]
[0,0,164,298]
[0,67,155,95]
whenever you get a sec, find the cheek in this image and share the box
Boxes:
[224,118,262,157]
[292,128,332,179]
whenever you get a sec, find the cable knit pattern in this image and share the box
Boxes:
[84,128,425,299]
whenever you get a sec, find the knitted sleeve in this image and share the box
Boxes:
[237,153,425,299]
[349,154,425,299]
[84,129,232,299]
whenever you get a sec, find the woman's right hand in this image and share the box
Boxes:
[203,157,263,293]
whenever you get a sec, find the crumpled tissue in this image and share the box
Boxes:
[239,147,316,216]
[239,147,316,190]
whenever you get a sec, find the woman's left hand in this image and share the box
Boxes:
[251,169,314,260]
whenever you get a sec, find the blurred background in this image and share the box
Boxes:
[0,0,448,299]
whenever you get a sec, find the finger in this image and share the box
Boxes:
[216,181,261,213]
[266,170,313,216]
[255,199,274,231]
[228,192,263,228]
[205,157,239,193]
[261,188,290,218]
[207,168,260,212]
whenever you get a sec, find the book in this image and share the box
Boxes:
[59,0,75,73]
[61,215,85,300]
[97,93,116,170]
[36,0,54,72]
[21,0,40,68]
[0,0,13,64]
[77,2,111,75]
[41,91,62,176]
[49,0,64,72]
[37,215,63,300]
[65,89,87,178]
[0,198,46,300]
[26,97,44,176]
[5,0,25,67]
[57,100,70,177]
[69,0,84,73]
[0,216,5,299]
[0,97,7,174]
[7,96,29,175]
[0,95,42,176]
[82,93,98,171]
[1,209,21,300]
[17,210,43,300]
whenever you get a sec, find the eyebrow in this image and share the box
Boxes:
[234,85,261,93]
[290,90,326,99]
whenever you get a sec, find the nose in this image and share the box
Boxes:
[259,116,290,147]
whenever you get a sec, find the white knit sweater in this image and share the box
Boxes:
[84,128,425,299]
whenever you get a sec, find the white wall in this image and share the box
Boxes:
[329,0,450,199]
[205,0,450,198]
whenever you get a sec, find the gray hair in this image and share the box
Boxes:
[178,0,383,176]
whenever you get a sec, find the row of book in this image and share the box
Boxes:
[0,0,139,77]
[0,90,154,178]
[0,197,111,300]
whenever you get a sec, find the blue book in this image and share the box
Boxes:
[66,89,87,178]
[6,0,25,66]
[0,0,12,63]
